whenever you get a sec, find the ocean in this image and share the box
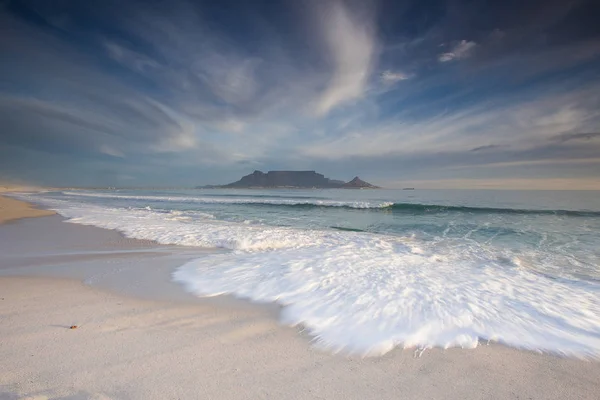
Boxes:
[19,188,600,357]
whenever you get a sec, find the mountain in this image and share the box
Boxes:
[341,177,380,189]
[202,170,379,189]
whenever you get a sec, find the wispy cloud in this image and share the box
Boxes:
[103,41,161,74]
[300,82,600,162]
[380,70,412,85]
[99,145,125,158]
[384,178,600,190]
[470,144,506,152]
[552,132,600,143]
[313,1,377,115]
[439,40,477,62]
[449,157,600,169]
[1,0,600,187]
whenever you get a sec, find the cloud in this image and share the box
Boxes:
[103,41,161,74]
[0,93,197,156]
[194,56,262,105]
[380,70,412,84]
[450,157,600,169]
[383,178,600,190]
[99,145,125,158]
[0,12,203,155]
[214,118,246,134]
[313,2,377,115]
[439,40,477,62]
[552,132,600,143]
[470,144,506,152]
[300,82,600,163]
[1,0,600,187]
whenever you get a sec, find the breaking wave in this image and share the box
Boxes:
[60,191,599,216]
[18,191,600,359]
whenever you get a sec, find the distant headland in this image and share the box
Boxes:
[199,170,380,189]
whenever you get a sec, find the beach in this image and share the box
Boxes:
[1,194,599,399]
[3,0,599,397]
[0,187,55,224]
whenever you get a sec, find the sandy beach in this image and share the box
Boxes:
[1,196,599,399]
[0,186,55,224]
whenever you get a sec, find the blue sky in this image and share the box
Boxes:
[1,0,600,188]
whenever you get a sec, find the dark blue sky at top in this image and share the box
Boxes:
[1,0,599,188]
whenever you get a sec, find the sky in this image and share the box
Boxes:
[1,0,600,189]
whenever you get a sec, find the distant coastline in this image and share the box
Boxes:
[199,170,380,189]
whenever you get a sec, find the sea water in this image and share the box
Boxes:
[19,188,600,357]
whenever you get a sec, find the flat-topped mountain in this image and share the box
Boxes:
[202,170,379,189]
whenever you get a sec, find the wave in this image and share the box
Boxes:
[246,202,600,216]
[61,191,600,216]
[330,226,366,232]
[60,191,393,209]
[20,192,600,358]
[386,203,600,217]
[195,193,330,200]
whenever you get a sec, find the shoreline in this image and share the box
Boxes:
[2,274,600,399]
[2,195,600,354]
[0,194,599,398]
[0,188,56,224]
[0,212,282,314]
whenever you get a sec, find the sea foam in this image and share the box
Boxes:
[60,191,600,216]
[173,240,600,358]
[21,193,600,358]
[61,191,393,209]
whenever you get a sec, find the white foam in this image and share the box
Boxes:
[60,191,393,209]
[173,243,600,358]
[20,193,600,358]
[19,195,334,251]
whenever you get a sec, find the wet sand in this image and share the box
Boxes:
[0,189,55,224]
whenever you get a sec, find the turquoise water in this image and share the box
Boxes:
[37,188,600,280]
[23,188,600,357]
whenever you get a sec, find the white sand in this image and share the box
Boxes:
[1,214,599,399]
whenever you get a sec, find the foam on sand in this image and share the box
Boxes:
[174,240,600,358]
[4,277,600,400]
